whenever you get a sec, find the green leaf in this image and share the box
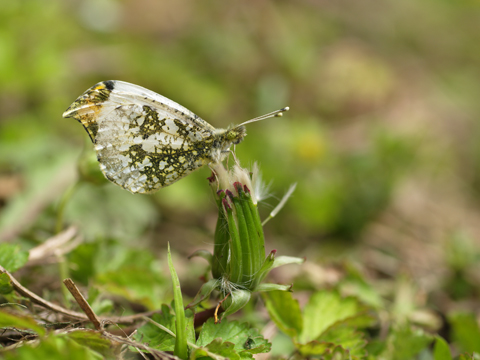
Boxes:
[251,250,275,290]
[339,262,383,309]
[296,341,331,356]
[197,318,271,358]
[191,338,240,360]
[271,256,305,269]
[0,272,14,294]
[188,279,220,308]
[0,310,45,336]
[4,333,103,360]
[364,339,386,357]
[384,324,433,360]
[262,291,303,339]
[0,244,29,272]
[318,324,367,357]
[89,241,167,310]
[134,305,195,353]
[68,242,99,284]
[95,267,165,310]
[434,336,452,360]
[221,289,251,319]
[168,243,188,360]
[134,305,176,351]
[299,290,372,343]
[448,312,480,353]
[297,342,353,360]
[66,330,113,357]
[269,332,296,357]
[254,283,292,292]
[322,346,354,360]
[296,324,366,358]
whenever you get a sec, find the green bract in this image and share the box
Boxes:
[190,163,303,320]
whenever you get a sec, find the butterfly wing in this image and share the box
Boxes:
[63,80,219,193]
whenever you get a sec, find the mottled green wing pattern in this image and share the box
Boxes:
[63,80,222,193]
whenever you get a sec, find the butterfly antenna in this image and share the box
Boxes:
[237,107,289,127]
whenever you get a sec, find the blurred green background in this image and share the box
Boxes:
[2,0,480,323]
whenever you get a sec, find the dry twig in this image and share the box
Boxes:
[0,266,161,324]
[27,226,82,266]
[63,278,102,330]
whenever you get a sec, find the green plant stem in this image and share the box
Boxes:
[58,255,71,308]
[55,181,80,234]
[55,182,79,307]
[167,243,188,360]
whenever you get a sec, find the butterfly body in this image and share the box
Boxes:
[63,80,246,194]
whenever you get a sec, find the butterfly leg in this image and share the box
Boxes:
[223,148,241,168]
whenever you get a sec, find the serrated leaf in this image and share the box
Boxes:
[197,318,271,358]
[192,338,240,360]
[0,273,14,294]
[385,324,432,360]
[134,305,176,351]
[434,336,452,360]
[240,337,271,356]
[299,290,372,344]
[296,325,367,359]
[0,244,28,272]
[318,323,367,357]
[323,346,354,360]
[262,291,303,339]
[297,341,361,360]
[135,305,195,352]
[448,312,480,353]
[0,311,45,336]
[66,330,113,357]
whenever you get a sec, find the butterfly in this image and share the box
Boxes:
[63,80,288,194]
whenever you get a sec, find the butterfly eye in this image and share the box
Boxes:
[226,130,238,141]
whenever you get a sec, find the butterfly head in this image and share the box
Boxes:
[226,125,247,145]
